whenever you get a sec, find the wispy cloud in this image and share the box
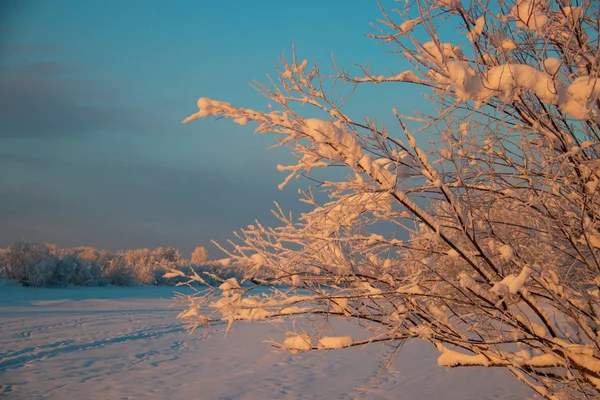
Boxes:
[0,43,58,55]
[0,76,158,138]
[0,57,163,138]
[0,60,67,75]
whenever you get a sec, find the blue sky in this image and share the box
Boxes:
[0,0,429,256]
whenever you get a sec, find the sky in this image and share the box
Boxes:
[0,0,429,257]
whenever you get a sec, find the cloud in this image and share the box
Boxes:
[0,24,162,139]
[0,65,160,138]
[0,61,66,75]
[0,43,58,55]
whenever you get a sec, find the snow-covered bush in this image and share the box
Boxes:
[28,256,60,287]
[121,247,182,285]
[177,1,600,398]
[121,248,155,284]
[190,246,208,265]
[182,246,247,286]
[0,242,105,286]
[1,241,56,286]
[0,248,8,279]
[59,253,105,286]
[102,256,136,286]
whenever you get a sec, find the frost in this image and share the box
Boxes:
[177,2,600,397]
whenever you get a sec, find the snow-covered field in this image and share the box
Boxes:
[0,286,535,399]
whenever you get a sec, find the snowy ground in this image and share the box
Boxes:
[0,286,535,399]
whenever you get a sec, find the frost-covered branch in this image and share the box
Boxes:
[176,1,600,398]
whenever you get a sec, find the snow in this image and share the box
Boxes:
[498,244,514,261]
[491,266,532,295]
[294,59,309,75]
[439,61,600,121]
[219,277,241,292]
[467,16,485,41]
[284,334,313,352]
[589,232,600,248]
[422,42,464,63]
[447,248,460,257]
[251,253,266,267]
[437,347,492,367]
[400,18,420,33]
[0,286,534,399]
[361,281,383,297]
[501,39,517,50]
[330,297,349,313]
[435,0,461,8]
[511,0,547,33]
[543,58,561,75]
[291,274,304,287]
[318,336,354,350]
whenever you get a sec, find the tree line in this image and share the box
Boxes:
[0,241,240,287]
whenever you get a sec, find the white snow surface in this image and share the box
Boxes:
[0,286,534,399]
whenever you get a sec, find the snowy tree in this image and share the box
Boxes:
[120,247,183,285]
[150,247,183,284]
[103,256,135,286]
[1,241,55,286]
[176,1,600,397]
[121,248,155,284]
[190,246,209,265]
[58,253,104,286]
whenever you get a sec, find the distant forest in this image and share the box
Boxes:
[0,241,240,287]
